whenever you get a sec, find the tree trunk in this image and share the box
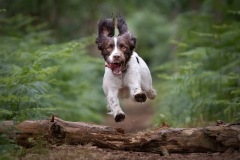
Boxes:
[0,116,239,155]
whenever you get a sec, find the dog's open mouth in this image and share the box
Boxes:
[108,63,124,75]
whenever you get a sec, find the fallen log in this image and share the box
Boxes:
[0,116,239,155]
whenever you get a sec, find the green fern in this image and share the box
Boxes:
[154,10,240,127]
[0,14,105,124]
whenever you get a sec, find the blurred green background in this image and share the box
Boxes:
[0,0,240,127]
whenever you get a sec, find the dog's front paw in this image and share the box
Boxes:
[134,92,147,103]
[115,113,125,122]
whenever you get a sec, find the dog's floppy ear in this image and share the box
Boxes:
[128,33,137,50]
[97,18,115,37]
[117,16,136,50]
[117,16,128,35]
[96,18,115,50]
[131,34,137,50]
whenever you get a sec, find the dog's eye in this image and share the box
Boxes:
[120,45,127,50]
[106,45,113,51]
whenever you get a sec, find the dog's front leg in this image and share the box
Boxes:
[103,71,125,122]
[105,90,125,122]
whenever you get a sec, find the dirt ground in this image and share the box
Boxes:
[21,100,240,160]
[22,144,240,160]
[103,99,154,133]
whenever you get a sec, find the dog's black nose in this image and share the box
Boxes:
[113,55,120,60]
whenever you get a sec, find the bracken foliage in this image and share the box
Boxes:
[154,9,240,127]
[0,14,105,123]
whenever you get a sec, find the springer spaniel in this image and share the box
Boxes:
[96,16,156,122]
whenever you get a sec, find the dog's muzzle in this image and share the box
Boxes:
[105,62,127,75]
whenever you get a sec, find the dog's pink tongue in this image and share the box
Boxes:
[113,67,122,75]
[109,63,122,75]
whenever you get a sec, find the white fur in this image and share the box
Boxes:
[103,51,156,119]
[108,37,120,63]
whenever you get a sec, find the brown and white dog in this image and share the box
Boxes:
[96,17,156,122]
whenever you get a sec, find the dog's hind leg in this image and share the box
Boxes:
[146,88,157,99]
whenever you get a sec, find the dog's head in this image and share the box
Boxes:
[96,17,137,75]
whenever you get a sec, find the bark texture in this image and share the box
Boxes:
[0,116,239,155]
